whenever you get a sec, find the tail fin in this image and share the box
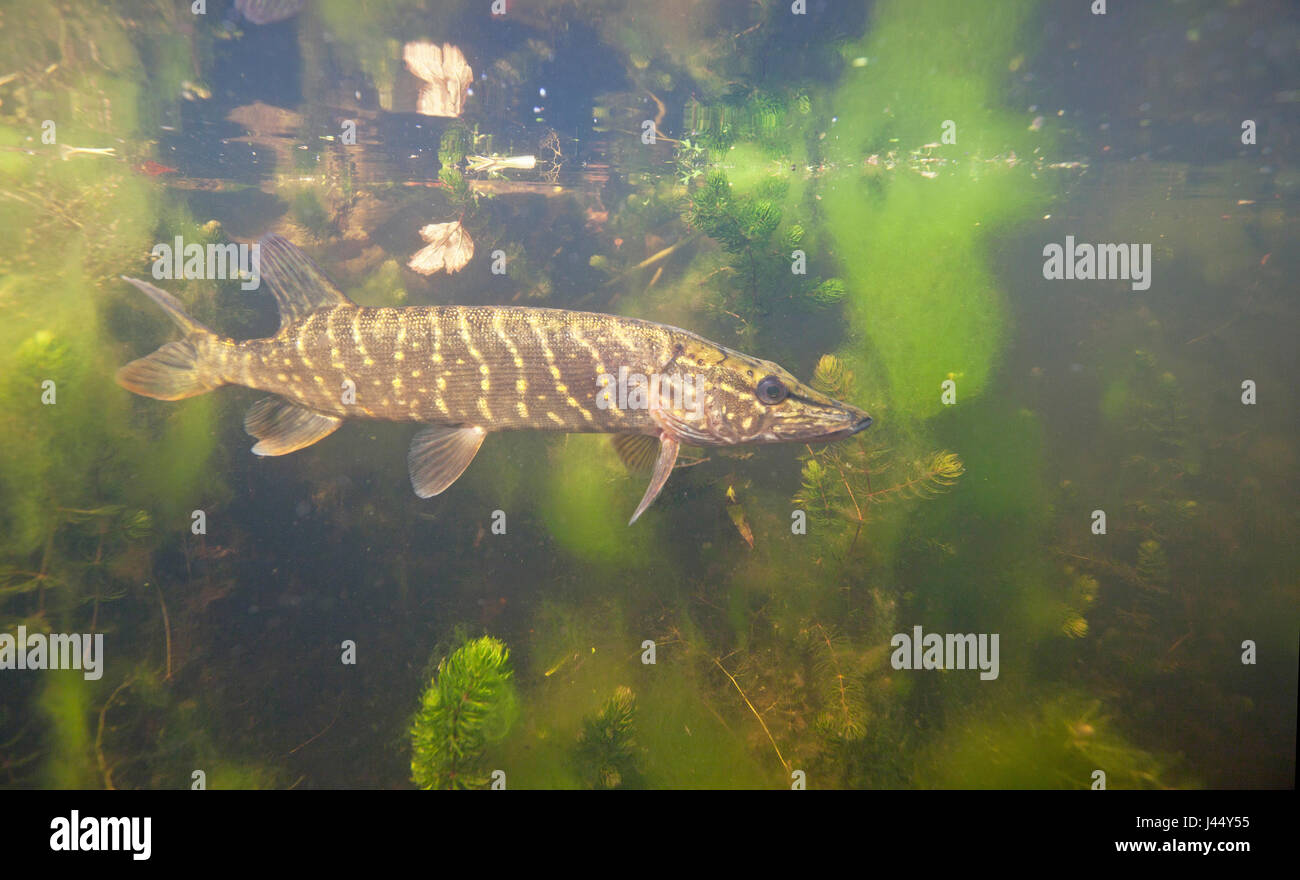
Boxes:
[116,276,223,401]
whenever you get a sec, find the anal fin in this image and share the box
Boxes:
[629,435,680,525]
[408,424,486,498]
[245,396,342,456]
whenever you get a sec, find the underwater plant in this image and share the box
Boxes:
[438,124,472,168]
[1058,567,1099,640]
[793,356,964,551]
[684,85,802,156]
[575,686,641,789]
[410,636,518,790]
[915,693,1186,790]
[682,172,844,326]
[802,622,869,742]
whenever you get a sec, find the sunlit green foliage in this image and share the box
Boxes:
[410,636,518,790]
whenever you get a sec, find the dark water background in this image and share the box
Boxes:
[0,0,1295,789]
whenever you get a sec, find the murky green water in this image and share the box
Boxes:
[0,0,1295,789]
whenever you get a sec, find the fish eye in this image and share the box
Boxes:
[755,375,788,405]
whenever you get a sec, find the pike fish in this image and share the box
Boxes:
[116,235,872,523]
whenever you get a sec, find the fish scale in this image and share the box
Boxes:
[231,305,671,432]
[116,234,871,524]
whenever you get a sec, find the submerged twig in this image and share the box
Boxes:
[713,656,790,775]
[95,677,135,790]
[154,582,172,681]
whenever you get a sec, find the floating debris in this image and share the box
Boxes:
[58,144,116,161]
[234,0,306,26]
[408,220,474,274]
[402,42,473,118]
[181,80,211,102]
[465,154,537,174]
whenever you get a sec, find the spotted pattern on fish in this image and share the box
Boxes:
[116,234,872,522]
[224,305,675,431]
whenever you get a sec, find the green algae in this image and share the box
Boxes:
[0,0,233,789]
[821,0,1053,424]
[494,599,774,789]
[916,692,1187,789]
[536,435,652,569]
[37,672,99,789]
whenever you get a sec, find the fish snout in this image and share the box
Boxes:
[822,402,873,440]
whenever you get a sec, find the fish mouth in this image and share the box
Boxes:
[795,412,873,443]
[828,407,874,439]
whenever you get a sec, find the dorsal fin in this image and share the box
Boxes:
[258,234,353,329]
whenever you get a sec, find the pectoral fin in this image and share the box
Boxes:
[408,424,486,498]
[245,396,342,456]
[611,433,661,472]
[628,435,680,525]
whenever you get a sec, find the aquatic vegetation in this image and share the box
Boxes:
[793,356,964,547]
[685,85,805,156]
[575,686,641,789]
[1036,283,1297,784]
[654,603,903,786]
[410,636,518,790]
[686,173,784,254]
[683,172,845,329]
[1135,539,1169,589]
[438,125,473,168]
[490,598,777,789]
[798,450,965,513]
[288,188,334,239]
[91,666,284,790]
[803,623,869,742]
[37,673,99,789]
[437,166,474,207]
[0,0,282,790]
[915,693,1186,789]
[537,436,652,568]
[1057,568,1099,640]
[821,0,1055,422]
[672,138,708,186]
[346,258,407,306]
[0,0,1290,793]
